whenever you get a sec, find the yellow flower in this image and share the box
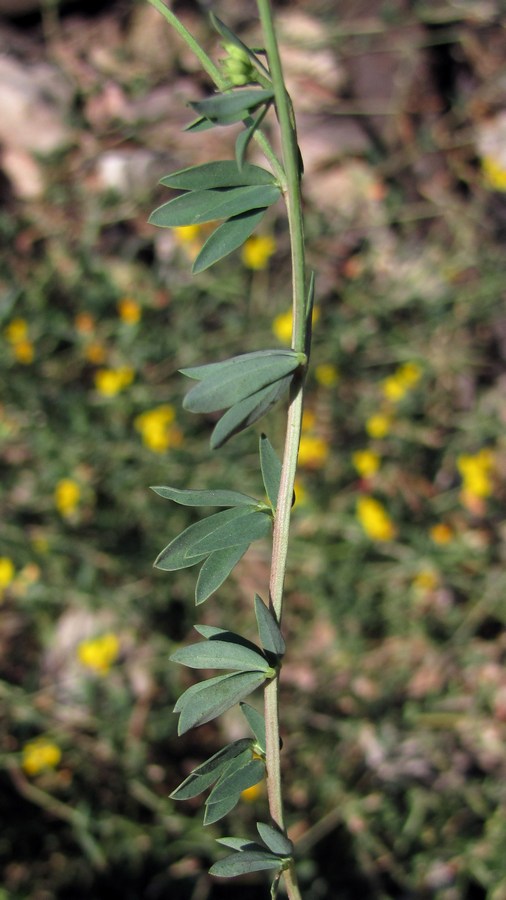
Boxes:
[13,340,35,364]
[241,234,276,270]
[77,632,120,675]
[293,477,308,507]
[273,307,320,345]
[134,405,183,453]
[22,739,61,776]
[94,366,134,396]
[430,523,453,545]
[457,449,494,499]
[352,449,380,478]
[365,412,392,439]
[0,557,15,598]
[84,341,107,364]
[298,434,329,469]
[382,374,407,403]
[241,782,264,802]
[482,156,506,192]
[117,297,141,324]
[412,569,439,593]
[397,362,422,388]
[173,224,205,261]
[315,363,339,387]
[5,318,28,343]
[357,496,396,541]
[54,479,81,518]
[381,363,422,403]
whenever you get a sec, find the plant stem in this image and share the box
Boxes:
[146,0,286,186]
[258,2,307,899]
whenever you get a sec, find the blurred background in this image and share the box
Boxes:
[1,0,506,897]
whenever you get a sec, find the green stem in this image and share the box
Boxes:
[146,0,285,186]
[257,2,307,899]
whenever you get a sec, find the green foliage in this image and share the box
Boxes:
[174,670,269,736]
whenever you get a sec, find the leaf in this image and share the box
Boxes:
[190,89,274,125]
[150,486,258,508]
[217,837,259,851]
[240,702,266,752]
[160,160,275,190]
[170,740,252,800]
[154,507,253,571]
[170,638,269,673]
[196,627,265,657]
[210,375,293,450]
[184,115,216,132]
[195,544,249,605]
[256,823,293,856]
[180,349,295,381]
[193,208,267,274]
[210,14,270,80]
[149,184,280,228]
[175,670,267,735]
[209,850,283,877]
[187,510,271,557]
[204,791,242,825]
[208,757,264,805]
[305,270,316,353]
[254,594,285,657]
[259,434,282,509]
[183,350,300,414]
[236,107,268,170]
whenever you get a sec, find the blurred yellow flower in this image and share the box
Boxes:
[117,297,141,325]
[315,363,339,387]
[298,434,329,469]
[241,234,276,270]
[134,405,183,453]
[357,496,396,541]
[293,477,308,507]
[0,557,15,597]
[397,362,422,388]
[457,449,494,499]
[54,479,81,518]
[365,412,392,439]
[5,318,28,343]
[412,569,439,593]
[94,366,134,396]
[173,224,204,261]
[272,307,320,345]
[14,340,35,364]
[482,156,506,192]
[22,739,61,776]
[77,632,120,675]
[241,781,264,802]
[352,449,380,478]
[301,409,316,432]
[84,341,107,364]
[382,362,422,403]
[430,523,453,545]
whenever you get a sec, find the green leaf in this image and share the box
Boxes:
[170,638,269,673]
[149,184,280,228]
[210,375,293,450]
[170,739,252,800]
[217,837,259,851]
[240,702,266,752]
[190,89,274,125]
[154,507,253,571]
[187,510,271,557]
[175,671,267,735]
[150,486,258,508]
[209,850,283,877]
[305,270,316,353]
[259,434,282,509]
[256,823,293,856]
[236,107,268,170]
[180,349,294,381]
[254,594,285,657]
[184,115,216,132]
[204,792,242,825]
[160,160,275,190]
[183,349,300,414]
[195,627,265,658]
[193,208,267,274]
[196,544,249,605]
[208,757,264,805]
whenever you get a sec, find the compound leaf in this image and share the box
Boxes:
[188,509,271,557]
[154,507,253,571]
[149,184,280,228]
[195,543,249,605]
[170,739,252,800]
[175,670,267,735]
[209,850,283,877]
[208,757,264,805]
[210,374,293,450]
[170,638,269,673]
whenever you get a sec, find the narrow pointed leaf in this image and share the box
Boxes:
[190,89,274,125]
[183,350,300,414]
[217,837,260,851]
[204,791,242,825]
[170,638,269,673]
[256,823,294,856]
[180,349,297,382]
[208,758,264,804]
[188,510,271,557]
[193,208,267,274]
[170,739,252,800]
[196,543,249,605]
[236,107,268,170]
[254,594,285,656]
[160,161,275,190]
[209,851,283,877]
[176,671,267,735]
[259,434,282,509]
[154,507,252,571]
[240,702,266,752]
[184,115,215,132]
[194,627,264,657]
[210,375,293,450]
[149,184,280,228]
[150,486,258,508]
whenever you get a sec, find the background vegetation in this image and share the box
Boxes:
[1,0,505,897]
